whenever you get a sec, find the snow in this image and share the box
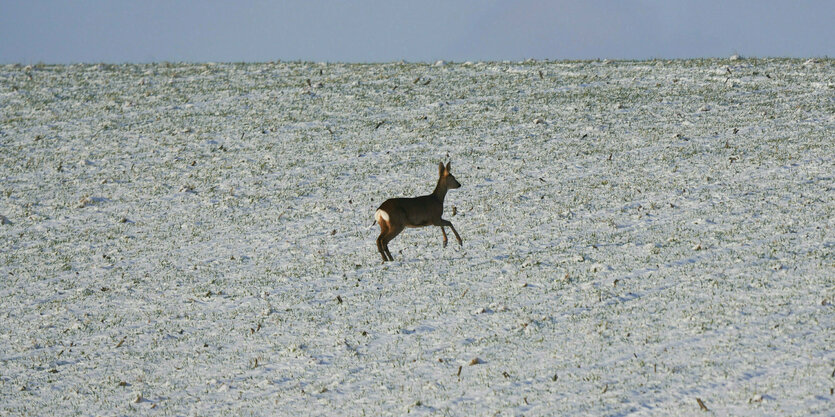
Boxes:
[1,59,833,415]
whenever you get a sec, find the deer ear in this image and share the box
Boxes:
[439,162,445,176]
[445,161,452,173]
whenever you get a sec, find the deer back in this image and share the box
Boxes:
[379,195,443,228]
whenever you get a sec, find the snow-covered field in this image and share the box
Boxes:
[1,59,833,415]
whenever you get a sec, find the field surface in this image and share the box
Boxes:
[1,59,833,416]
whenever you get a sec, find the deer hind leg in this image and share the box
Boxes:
[376,228,388,262]
[440,226,448,247]
[376,209,393,262]
[382,225,403,261]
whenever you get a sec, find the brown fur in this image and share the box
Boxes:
[375,162,462,262]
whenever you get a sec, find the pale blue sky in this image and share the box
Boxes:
[1,0,832,63]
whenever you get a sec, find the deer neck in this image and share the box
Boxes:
[432,179,448,203]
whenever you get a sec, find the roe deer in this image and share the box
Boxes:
[374,162,462,262]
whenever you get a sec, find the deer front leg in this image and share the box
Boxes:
[439,219,462,246]
[447,221,464,246]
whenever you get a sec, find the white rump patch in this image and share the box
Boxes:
[375,209,390,224]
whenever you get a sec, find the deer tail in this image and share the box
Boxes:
[373,209,389,227]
